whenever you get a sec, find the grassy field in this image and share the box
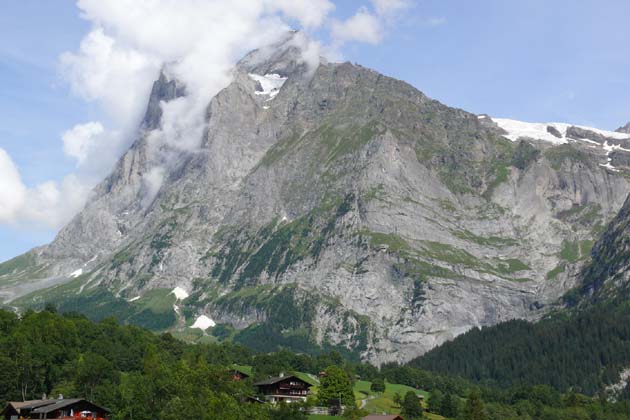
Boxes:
[235,366,442,419]
[353,380,439,417]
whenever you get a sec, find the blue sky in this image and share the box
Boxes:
[1,0,629,262]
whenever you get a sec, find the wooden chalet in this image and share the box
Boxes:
[229,365,251,381]
[254,374,312,403]
[2,398,110,420]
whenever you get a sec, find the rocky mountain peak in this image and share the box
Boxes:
[617,122,630,134]
[142,70,186,131]
[237,30,316,78]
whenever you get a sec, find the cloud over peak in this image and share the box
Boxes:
[0,0,411,233]
[330,0,412,47]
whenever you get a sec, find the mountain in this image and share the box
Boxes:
[3,33,630,364]
[617,122,630,134]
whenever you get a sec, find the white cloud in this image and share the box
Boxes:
[62,121,104,166]
[0,149,26,223]
[426,17,446,26]
[62,122,126,178]
[60,28,159,129]
[21,175,93,229]
[2,0,412,235]
[265,0,335,28]
[371,0,411,16]
[142,166,165,207]
[0,149,91,229]
[331,8,382,45]
[329,0,411,47]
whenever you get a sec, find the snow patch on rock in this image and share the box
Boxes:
[249,73,287,100]
[603,141,630,154]
[190,315,216,330]
[170,287,189,300]
[599,141,630,172]
[69,268,83,278]
[128,296,141,302]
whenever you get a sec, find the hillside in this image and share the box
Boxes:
[409,303,630,394]
[2,308,630,420]
[3,32,630,364]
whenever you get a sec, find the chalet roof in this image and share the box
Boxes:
[30,399,111,414]
[7,399,57,410]
[362,415,405,420]
[254,375,309,386]
[31,398,83,414]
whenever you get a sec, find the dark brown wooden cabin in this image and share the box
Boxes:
[254,374,312,403]
[230,367,251,381]
[2,398,110,420]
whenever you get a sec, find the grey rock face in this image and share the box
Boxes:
[142,71,186,130]
[547,125,563,138]
[3,34,630,364]
[576,192,630,304]
[617,122,630,134]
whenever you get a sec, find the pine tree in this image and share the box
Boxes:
[440,392,458,418]
[462,390,486,420]
[427,389,443,413]
[401,390,423,419]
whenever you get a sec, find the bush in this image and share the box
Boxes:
[370,377,385,393]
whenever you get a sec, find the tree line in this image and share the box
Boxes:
[1,307,630,419]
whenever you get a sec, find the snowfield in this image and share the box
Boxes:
[248,73,287,100]
[491,117,630,145]
[190,315,216,330]
[486,117,630,172]
[170,287,189,300]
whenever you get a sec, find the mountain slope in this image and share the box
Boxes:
[408,303,630,394]
[570,190,630,305]
[3,33,630,364]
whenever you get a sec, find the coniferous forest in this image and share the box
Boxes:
[2,307,630,419]
[410,304,630,395]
